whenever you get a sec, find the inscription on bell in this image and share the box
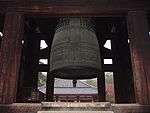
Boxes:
[50,18,102,79]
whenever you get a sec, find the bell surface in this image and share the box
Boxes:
[50,18,102,79]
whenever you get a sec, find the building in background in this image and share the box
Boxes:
[39,79,98,102]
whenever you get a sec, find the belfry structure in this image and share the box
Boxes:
[0,0,150,113]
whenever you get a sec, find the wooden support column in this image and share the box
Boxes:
[46,37,54,102]
[97,72,106,102]
[127,11,150,104]
[0,36,2,48]
[97,40,106,102]
[0,12,24,104]
[31,34,40,90]
[0,16,4,49]
[112,21,135,103]
[18,33,40,100]
[46,74,54,101]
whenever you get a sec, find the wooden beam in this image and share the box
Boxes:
[102,33,119,40]
[39,47,49,59]
[102,48,113,59]
[38,64,49,72]
[0,0,150,16]
[103,64,114,71]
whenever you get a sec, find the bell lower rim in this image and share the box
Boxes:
[50,66,101,79]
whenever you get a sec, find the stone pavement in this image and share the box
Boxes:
[38,102,114,113]
[38,111,114,113]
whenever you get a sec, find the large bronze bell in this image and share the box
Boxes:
[50,18,101,79]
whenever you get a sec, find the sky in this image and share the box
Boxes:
[0,31,3,37]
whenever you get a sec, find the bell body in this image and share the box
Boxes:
[50,18,101,79]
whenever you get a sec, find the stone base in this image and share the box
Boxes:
[41,102,111,108]
[39,102,113,113]
[0,103,150,113]
[37,111,114,113]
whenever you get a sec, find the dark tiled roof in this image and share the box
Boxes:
[54,87,97,94]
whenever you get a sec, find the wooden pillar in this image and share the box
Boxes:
[112,21,135,103]
[18,33,40,100]
[23,33,40,90]
[46,38,54,102]
[0,16,4,49]
[97,72,106,102]
[127,11,150,104]
[46,74,54,101]
[0,36,2,48]
[0,12,24,104]
[112,39,135,103]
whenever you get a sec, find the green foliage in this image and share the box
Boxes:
[38,72,47,87]
[105,72,113,84]
[84,72,114,87]
[85,79,97,87]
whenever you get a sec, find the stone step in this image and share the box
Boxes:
[38,111,114,113]
[38,102,114,113]
[41,102,112,111]
[41,102,111,108]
